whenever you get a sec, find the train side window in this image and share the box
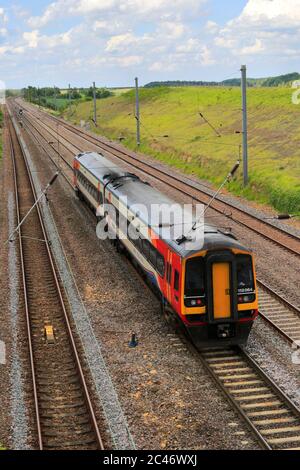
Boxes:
[174,270,179,292]
[185,257,205,297]
[167,263,172,284]
[136,237,142,252]
[157,254,165,278]
[149,245,157,267]
[142,239,150,259]
[237,255,254,293]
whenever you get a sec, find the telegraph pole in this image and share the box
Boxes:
[68,83,71,109]
[54,85,57,112]
[93,81,97,126]
[135,77,141,146]
[241,65,248,186]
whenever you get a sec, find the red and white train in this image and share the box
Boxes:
[73,151,258,347]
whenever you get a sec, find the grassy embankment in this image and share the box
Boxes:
[60,86,300,214]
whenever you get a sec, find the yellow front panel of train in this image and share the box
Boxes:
[212,262,231,319]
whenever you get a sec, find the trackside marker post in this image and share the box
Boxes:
[135,77,141,146]
[93,81,97,126]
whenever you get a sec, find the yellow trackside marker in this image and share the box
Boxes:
[44,325,55,344]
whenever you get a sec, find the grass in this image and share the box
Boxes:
[43,97,72,111]
[59,86,300,214]
[109,88,133,96]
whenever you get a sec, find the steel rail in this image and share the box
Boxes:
[8,113,43,450]
[7,109,104,450]
[197,345,300,451]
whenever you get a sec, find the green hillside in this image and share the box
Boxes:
[61,86,300,214]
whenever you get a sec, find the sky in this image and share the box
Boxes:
[0,0,300,88]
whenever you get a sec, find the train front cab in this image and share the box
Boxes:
[182,249,258,348]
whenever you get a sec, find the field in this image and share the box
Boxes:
[61,87,300,214]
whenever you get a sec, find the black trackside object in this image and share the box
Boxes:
[49,172,59,186]
[230,161,240,178]
[129,333,138,348]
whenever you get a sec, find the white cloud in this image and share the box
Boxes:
[0,7,8,23]
[117,55,143,67]
[149,60,175,72]
[240,0,300,26]
[205,20,218,34]
[28,2,61,28]
[4,0,300,88]
[71,0,116,14]
[23,30,39,48]
[214,0,300,60]
[159,21,185,39]
[105,32,148,52]
[200,45,215,65]
[239,39,264,55]
[28,0,207,28]
[176,38,200,53]
[88,53,142,68]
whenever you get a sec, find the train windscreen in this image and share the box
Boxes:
[185,257,205,299]
[236,255,254,294]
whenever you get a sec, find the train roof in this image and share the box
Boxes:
[75,152,250,258]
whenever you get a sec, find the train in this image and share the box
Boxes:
[73,151,258,347]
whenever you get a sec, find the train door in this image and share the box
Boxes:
[164,250,172,305]
[206,251,238,322]
[212,262,231,319]
[170,252,181,312]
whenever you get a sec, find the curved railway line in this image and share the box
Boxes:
[7,109,105,450]
[7,100,300,451]
[10,100,300,348]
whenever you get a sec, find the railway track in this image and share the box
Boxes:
[7,109,105,450]
[11,100,300,348]
[198,346,300,450]
[8,100,300,451]
[14,99,300,258]
[257,282,300,346]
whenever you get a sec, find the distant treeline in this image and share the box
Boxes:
[145,72,300,88]
[145,80,220,87]
[21,86,113,111]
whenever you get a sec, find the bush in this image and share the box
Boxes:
[85,87,113,99]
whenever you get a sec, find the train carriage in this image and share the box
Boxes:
[73,151,258,347]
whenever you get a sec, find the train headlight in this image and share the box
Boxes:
[184,297,205,308]
[238,294,255,304]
